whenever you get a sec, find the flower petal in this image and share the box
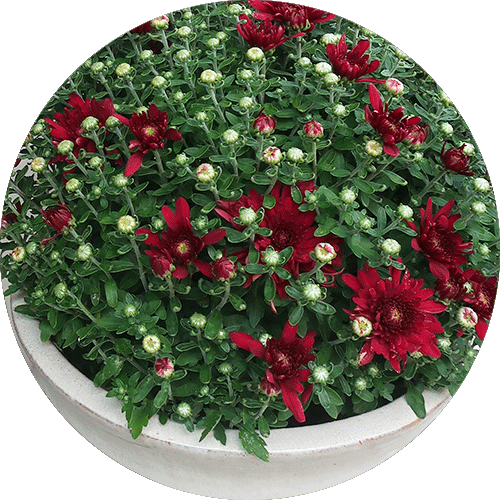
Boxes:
[229,332,266,358]
[124,151,146,177]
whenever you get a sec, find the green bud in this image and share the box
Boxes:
[116,62,132,77]
[312,365,330,384]
[117,215,137,234]
[77,244,93,261]
[65,178,82,193]
[57,140,74,155]
[54,282,68,299]
[123,304,138,317]
[90,62,106,74]
[105,116,121,130]
[246,47,265,62]
[11,246,26,262]
[190,312,207,329]
[151,75,167,88]
[81,116,99,132]
[31,157,47,173]
[176,402,192,418]
[142,334,161,354]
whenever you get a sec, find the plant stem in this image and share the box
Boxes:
[129,235,149,293]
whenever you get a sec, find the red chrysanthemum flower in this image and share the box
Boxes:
[432,267,471,302]
[237,14,305,52]
[404,122,429,148]
[326,34,385,84]
[215,188,264,230]
[136,197,226,279]
[122,104,182,177]
[462,269,498,340]
[230,321,315,423]
[1,201,21,231]
[441,141,473,176]
[365,84,422,157]
[41,202,74,245]
[253,109,277,135]
[343,262,446,373]
[45,93,125,162]
[249,0,335,31]
[406,198,473,281]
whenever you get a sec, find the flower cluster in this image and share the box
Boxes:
[2,2,497,462]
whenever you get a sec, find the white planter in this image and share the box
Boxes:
[7,290,451,500]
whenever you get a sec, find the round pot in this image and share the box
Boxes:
[6,289,451,500]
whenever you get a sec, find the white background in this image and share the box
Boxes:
[1,1,498,499]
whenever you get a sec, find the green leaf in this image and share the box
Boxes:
[199,411,222,442]
[245,263,267,274]
[258,415,270,438]
[105,279,118,308]
[205,310,222,340]
[308,301,336,315]
[200,364,211,384]
[324,387,343,407]
[39,321,56,342]
[238,425,269,462]
[128,404,150,439]
[153,382,170,409]
[405,384,426,419]
[332,137,358,151]
[288,304,304,326]
[132,374,156,404]
[264,276,276,302]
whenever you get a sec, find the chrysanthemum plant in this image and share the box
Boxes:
[2,1,499,461]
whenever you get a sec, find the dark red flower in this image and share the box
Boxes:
[343,262,446,373]
[45,93,125,162]
[249,0,335,31]
[123,104,182,177]
[365,84,421,157]
[41,202,74,245]
[404,122,429,148]
[136,197,226,279]
[1,201,21,231]
[406,198,473,281]
[237,14,305,52]
[326,34,385,83]
[230,321,315,423]
[441,141,473,176]
[212,250,237,281]
[433,267,471,302]
[253,109,276,135]
[144,248,175,279]
[463,269,498,340]
[215,188,264,230]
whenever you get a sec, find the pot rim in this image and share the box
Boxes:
[7,289,451,457]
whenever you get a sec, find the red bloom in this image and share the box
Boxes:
[432,267,471,302]
[404,122,429,148]
[41,202,74,245]
[237,14,305,52]
[303,120,324,139]
[123,104,182,177]
[215,188,264,230]
[45,93,125,162]
[365,84,422,157]
[230,321,315,423]
[249,0,335,31]
[463,269,498,340]
[343,262,446,373]
[253,109,276,135]
[212,250,237,281]
[136,197,226,279]
[1,201,21,231]
[326,34,385,83]
[406,198,473,281]
[441,141,473,176]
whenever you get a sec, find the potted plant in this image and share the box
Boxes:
[1,1,498,498]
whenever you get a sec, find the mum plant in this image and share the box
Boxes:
[1,1,498,462]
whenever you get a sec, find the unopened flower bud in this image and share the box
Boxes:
[177,25,192,39]
[177,402,192,418]
[239,207,257,225]
[31,157,46,173]
[194,111,209,123]
[259,333,272,346]
[137,324,148,335]
[340,188,356,204]
[303,283,322,302]
[384,78,404,95]
[437,337,451,350]
[246,47,265,62]
[77,244,93,261]
[90,62,106,74]
[105,116,121,130]
[471,201,487,214]
[116,62,132,77]
[314,62,332,76]
[312,365,330,384]
[352,317,373,337]
[155,358,174,378]
[65,178,81,193]
[50,251,61,261]
[261,247,280,266]
[190,312,207,329]
[143,334,161,354]
[286,147,305,163]
[321,33,341,46]
[172,91,185,102]
[440,122,453,136]
[175,49,191,62]
[381,238,401,255]
[239,69,254,80]
[365,140,383,157]
[332,103,347,117]
[359,217,373,230]
[200,69,219,84]
[54,282,68,299]
[473,177,491,193]
[398,204,413,220]
[113,173,129,188]
[81,116,99,131]
[140,49,153,61]
[196,163,216,182]
[57,140,74,155]
[461,142,475,156]
[218,362,233,375]
[175,153,189,166]
[296,57,311,68]
[239,96,254,110]
[206,37,220,49]
[457,307,478,328]
[303,120,324,139]
[151,16,169,29]
[151,75,167,88]
[26,242,38,255]
[262,146,282,165]
[439,91,453,106]
[354,377,367,391]
[117,215,137,234]
[124,304,138,318]
[367,365,379,377]
[11,246,26,262]
[216,31,227,41]
[315,242,337,263]
[222,129,239,144]
[478,243,490,256]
